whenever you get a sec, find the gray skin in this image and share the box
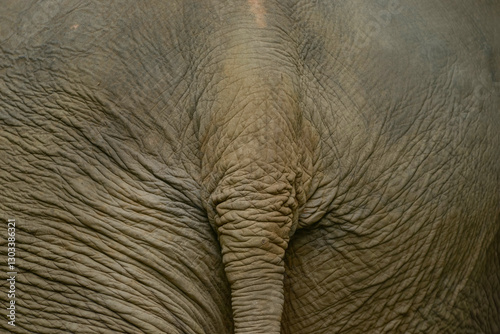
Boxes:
[1,0,499,333]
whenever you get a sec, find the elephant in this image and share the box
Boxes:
[1,0,499,333]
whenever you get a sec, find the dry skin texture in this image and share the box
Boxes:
[0,0,499,333]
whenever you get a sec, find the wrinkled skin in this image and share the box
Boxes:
[1,0,499,333]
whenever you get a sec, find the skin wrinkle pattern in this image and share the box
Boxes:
[0,1,499,334]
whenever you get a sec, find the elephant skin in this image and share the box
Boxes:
[1,0,499,333]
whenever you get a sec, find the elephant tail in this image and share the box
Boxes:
[207,163,301,333]
[199,73,316,333]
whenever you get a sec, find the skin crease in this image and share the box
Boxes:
[0,0,499,333]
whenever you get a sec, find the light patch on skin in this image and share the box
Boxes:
[248,0,266,28]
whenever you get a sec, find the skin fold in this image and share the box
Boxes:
[0,1,499,333]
